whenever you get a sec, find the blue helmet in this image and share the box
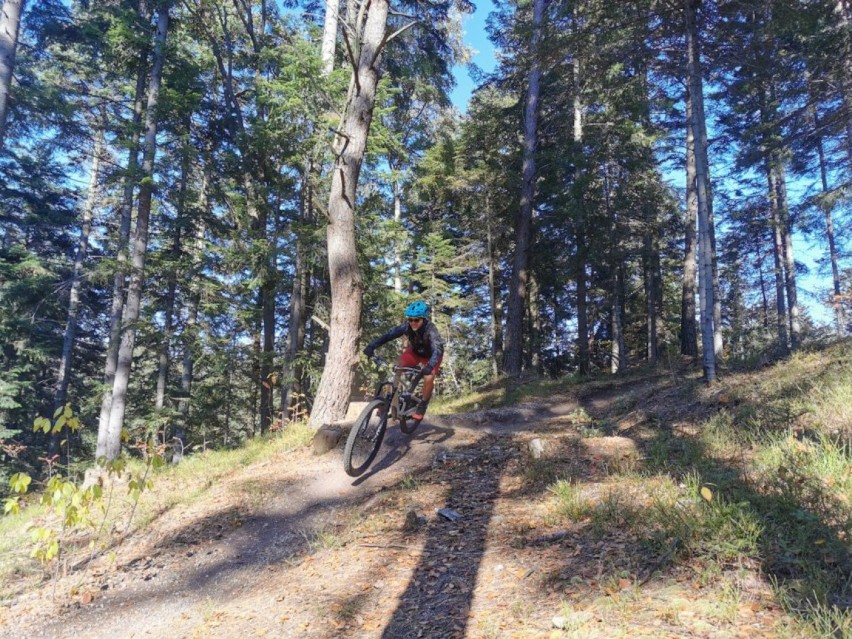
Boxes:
[404,300,429,319]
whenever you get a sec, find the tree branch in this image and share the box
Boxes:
[373,21,417,68]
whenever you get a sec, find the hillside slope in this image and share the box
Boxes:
[1,341,850,639]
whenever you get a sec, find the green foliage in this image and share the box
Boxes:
[3,408,164,569]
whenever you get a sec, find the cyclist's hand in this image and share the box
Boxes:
[372,355,385,367]
[363,346,375,358]
[420,364,433,376]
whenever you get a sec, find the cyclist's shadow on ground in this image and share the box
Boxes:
[350,423,455,486]
[381,436,501,639]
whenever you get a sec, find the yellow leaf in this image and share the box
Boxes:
[814,538,825,546]
[700,486,713,502]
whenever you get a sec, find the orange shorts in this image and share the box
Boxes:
[398,346,442,374]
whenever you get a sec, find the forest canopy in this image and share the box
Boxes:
[0,0,849,479]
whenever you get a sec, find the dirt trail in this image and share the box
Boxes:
[0,379,796,639]
[0,397,584,639]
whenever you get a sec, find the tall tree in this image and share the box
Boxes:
[97,56,148,454]
[99,3,170,461]
[0,0,24,147]
[504,0,545,377]
[685,0,716,382]
[307,0,391,428]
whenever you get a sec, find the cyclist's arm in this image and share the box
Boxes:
[425,323,444,370]
[365,323,407,354]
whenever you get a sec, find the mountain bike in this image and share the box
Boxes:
[343,357,426,477]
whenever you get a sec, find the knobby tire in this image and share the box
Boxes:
[343,399,388,477]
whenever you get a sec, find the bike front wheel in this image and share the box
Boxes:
[343,399,388,477]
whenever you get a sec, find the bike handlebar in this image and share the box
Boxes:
[370,355,425,380]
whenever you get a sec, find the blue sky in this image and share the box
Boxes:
[450,0,497,112]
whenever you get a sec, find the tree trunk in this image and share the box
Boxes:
[681,93,699,357]
[835,0,852,166]
[730,254,745,358]
[611,265,627,375]
[393,177,403,294]
[772,160,800,348]
[644,232,658,364]
[576,235,589,375]
[48,115,105,458]
[685,0,716,382]
[0,0,24,148]
[321,0,339,75]
[757,242,770,331]
[308,0,389,429]
[573,48,589,376]
[767,161,789,352]
[812,103,845,334]
[528,273,542,372]
[97,63,147,456]
[485,205,502,379]
[504,0,545,377]
[99,5,170,461]
[259,269,276,434]
[282,168,309,420]
[174,150,210,462]
[156,123,192,413]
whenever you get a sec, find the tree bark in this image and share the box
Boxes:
[767,161,789,352]
[611,264,627,375]
[0,0,24,148]
[504,0,545,377]
[576,235,589,375]
[321,0,340,75]
[174,153,210,463]
[835,0,852,166]
[99,5,170,461]
[772,160,800,348]
[812,101,846,334]
[156,121,192,413]
[393,177,403,294]
[528,273,542,372]
[308,0,389,429]
[685,0,716,382]
[573,47,589,375]
[282,167,310,420]
[97,62,147,456]
[681,92,699,357]
[486,207,503,379]
[644,232,659,364]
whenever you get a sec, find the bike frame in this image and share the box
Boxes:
[371,359,424,422]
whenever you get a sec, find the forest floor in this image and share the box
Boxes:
[1,348,850,639]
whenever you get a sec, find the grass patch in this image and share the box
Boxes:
[549,480,592,521]
[0,422,315,599]
[436,373,586,414]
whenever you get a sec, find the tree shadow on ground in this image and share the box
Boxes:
[380,435,504,639]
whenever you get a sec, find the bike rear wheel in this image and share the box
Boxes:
[343,399,388,477]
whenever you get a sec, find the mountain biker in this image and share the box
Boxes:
[363,300,444,425]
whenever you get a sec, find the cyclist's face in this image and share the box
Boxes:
[407,317,424,327]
